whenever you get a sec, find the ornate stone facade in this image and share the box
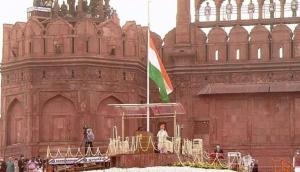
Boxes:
[1,0,163,158]
[162,0,300,170]
[2,0,300,170]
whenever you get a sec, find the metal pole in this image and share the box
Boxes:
[122,112,125,139]
[146,0,151,132]
[174,111,177,137]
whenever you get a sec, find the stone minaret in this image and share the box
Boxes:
[176,0,191,44]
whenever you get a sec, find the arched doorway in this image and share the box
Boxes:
[6,99,25,145]
[40,95,79,142]
[95,96,123,141]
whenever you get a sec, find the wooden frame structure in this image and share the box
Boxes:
[108,103,185,139]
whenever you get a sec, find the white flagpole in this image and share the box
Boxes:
[146,0,151,132]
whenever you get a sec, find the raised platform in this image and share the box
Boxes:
[111,153,178,168]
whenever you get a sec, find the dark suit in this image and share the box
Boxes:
[18,159,26,172]
[214,149,224,153]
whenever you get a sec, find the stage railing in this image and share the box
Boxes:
[46,136,202,158]
[46,137,257,170]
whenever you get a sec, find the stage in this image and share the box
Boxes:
[110,153,178,168]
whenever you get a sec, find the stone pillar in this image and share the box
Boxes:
[1,98,7,154]
[280,0,286,18]
[216,1,222,21]
[26,92,33,158]
[195,9,200,22]
[176,0,191,44]
[195,0,201,22]
[257,0,264,19]
[236,0,244,20]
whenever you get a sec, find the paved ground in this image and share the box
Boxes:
[87,167,235,172]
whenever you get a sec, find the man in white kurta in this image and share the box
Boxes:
[157,124,173,153]
[294,150,300,172]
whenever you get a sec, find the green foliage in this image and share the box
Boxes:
[173,161,228,170]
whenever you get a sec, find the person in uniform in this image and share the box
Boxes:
[248,0,255,19]
[84,127,95,154]
[269,0,276,18]
[213,144,224,159]
[226,0,233,20]
[291,0,298,17]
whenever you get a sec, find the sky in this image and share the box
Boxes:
[0,0,180,58]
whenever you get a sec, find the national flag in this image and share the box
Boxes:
[148,33,173,102]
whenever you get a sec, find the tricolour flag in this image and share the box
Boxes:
[148,34,173,102]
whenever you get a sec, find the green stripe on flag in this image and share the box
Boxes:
[149,63,169,102]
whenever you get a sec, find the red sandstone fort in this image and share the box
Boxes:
[1,0,300,170]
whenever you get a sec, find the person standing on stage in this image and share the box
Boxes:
[214,144,224,159]
[157,123,172,153]
[84,127,95,154]
[214,144,224,153]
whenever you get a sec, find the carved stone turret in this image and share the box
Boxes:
[52,0,60,18]
[176,0,191,44]
[2,11,150,158]
[29,0,116,21]
[97,0,105,21]
[104,0,111,19]
[90,0,99,17]
[67,0,76,16]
